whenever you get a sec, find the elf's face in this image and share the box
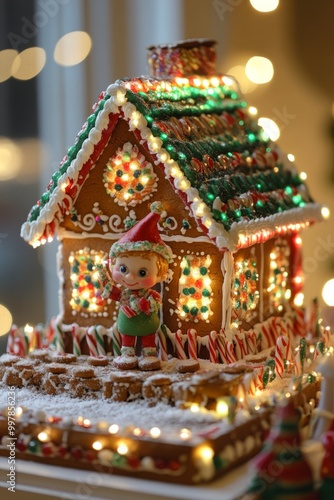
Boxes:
[112,254,161,290]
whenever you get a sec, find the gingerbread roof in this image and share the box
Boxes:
[21,40,325,252]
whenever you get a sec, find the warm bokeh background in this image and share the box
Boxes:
[1,0,334,344]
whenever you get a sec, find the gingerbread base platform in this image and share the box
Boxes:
[0,347,321,486]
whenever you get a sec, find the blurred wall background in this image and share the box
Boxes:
[0,0,334,339]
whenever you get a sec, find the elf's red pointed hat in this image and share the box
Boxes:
[109,202,172,263]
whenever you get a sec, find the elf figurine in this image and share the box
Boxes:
[99,203,172,370]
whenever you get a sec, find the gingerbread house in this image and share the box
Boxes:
[21,39,324,355]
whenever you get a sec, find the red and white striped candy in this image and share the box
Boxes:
[217,333,227,364]
[246,329,257,355]
[158,329,168,361]
[294,307,306,337]
[253,366,264,391]
[209,330,218,364]
[275,335,291,379]
[234,331,248,360]
[225,340,237,364]
[175,330,187,360]
[86,329,99,357]
[187,329,198,360]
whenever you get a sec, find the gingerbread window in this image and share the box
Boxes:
[177,254,213,322]
[69,249,108,317]
[232,250,259,323]
[267,238,290,313]
[103,143,158,208]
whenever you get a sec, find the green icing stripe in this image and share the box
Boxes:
[28,95,111,223]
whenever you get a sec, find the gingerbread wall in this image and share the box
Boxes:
[58,118,225,336]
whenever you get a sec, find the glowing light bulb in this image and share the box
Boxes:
[199,446,214,462]
[294,292,304,307]
[287,153,295,162]
[117,443,128,455]
[108,424,119,434]
[92,441,103,451]
[180,428,192,440]
[37,431,50,442]
[248,106,258,116]
[150,427,161,438]
[216,399,229,417]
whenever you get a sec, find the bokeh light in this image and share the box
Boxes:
[0,49,18,83]
[12,47,46,80]
[250,0,279,13]
[226,65,257,94]
[245,56,274,84]
[0,304,13,336]
[54,31,92,67]
[322,279,334,307]
[0,137,22,181]
[258,117,280,141]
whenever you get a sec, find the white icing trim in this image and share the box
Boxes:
[21,81,325,252]
[56,227,215,245]
[221,251,234,330]
[259,242,264,323]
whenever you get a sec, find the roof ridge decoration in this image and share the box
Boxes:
[21,40,326,252]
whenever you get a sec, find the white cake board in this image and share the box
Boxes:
[0,457,251,500]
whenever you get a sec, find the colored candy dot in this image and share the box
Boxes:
[200,306,208,313]
[200,267,208,276]
[202,289,210,297]
[71,447,83,460]
[190,307,199,316]
[182,288,190,296]
[114,184,123,191]
[188,287,196,295]
[116,170,123,177]
[183,268,190,276]
[28,439,40,454]
[183,305,189,313]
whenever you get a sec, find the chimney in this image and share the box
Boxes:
[147,39,217,79]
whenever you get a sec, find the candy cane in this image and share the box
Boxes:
[246,329,257,355]
[94,325,106,356]
[209,331,218,364]
[54,320,65,353]
[6,324,17,355]
[157,329,168,361]
[275,335,291,379]
[234,331,248,360]
[225,340,237,364]
[72,325,81,357]
[86,328,99,357]
[175,330,187,360]
[112,324,122,357]
[187,329,198,360]
[217,333,227,364]
[253,366,264,391]
[32,325,43,350]
[260,324,272,350]
[294,307,306,337]
[269,317,280,344]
